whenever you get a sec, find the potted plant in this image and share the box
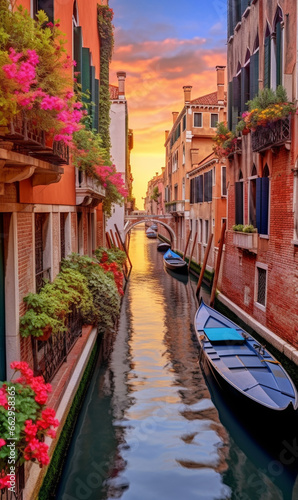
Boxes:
[232,224,258,251]
[0,361,59,489]
[213,122,237,158]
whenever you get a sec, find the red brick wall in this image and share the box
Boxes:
[221,144,298,348]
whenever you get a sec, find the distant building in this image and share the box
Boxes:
[144,170,165,215]
[108,72,134,236]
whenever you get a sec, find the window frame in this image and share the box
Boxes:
[210,113,219,128]
[255,262,268,311]
[193,112,203,128]
[221,166,227,197]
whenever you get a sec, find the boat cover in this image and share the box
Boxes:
[204,327,244,345]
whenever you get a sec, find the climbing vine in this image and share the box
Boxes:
[97,4,114,152]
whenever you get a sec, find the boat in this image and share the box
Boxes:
[150,223,158,231]
[157,241,171,252]
[146,228,157,238]
[194,299,298,420]
[163,249,188,273]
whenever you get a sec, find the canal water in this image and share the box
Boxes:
[56,226,298,500]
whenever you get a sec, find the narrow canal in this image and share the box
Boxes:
[56,226,298,500]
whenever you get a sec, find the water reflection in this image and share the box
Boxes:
[56,226,298,500]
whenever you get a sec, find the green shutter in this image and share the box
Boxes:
[264,36,271,88]
[276,22,282,86]
[235,182,243,225]
[82,48,91,106]
[90,66,96,129]
[240,67,246,114]
[73,26,83,86]
[250,51,259,99]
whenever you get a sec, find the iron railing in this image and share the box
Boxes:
[31,305,83,383]
[35,268,51,294]
[251,117,291,152]
[0,463,24,500]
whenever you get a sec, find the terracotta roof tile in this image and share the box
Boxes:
[109,85,119,100]
[190,91,227,106]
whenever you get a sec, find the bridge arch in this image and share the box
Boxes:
[124,218,176,245]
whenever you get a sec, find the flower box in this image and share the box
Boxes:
[233,231,258,252]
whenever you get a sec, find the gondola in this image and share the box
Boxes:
[163,249,188,273]
[146,228,157,238]
[194,299,298,421]
[157,241,171,252]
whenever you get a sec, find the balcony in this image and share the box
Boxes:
[251,117,291,153]
[165,200,185,216]
[233,231,258,253]
[76,170,105,207]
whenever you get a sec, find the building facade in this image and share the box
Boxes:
[221,0,298,347]
[159,67,227,268]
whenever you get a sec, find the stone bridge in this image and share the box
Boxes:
[124,214,176,245]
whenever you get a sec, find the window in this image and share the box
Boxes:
[241,49,251,111]
[250,35,259,100]
[255,263,268,309]
[182,178,185,200]
[190,178,195,204]
[182,144,185,165]
[195,175,203,203]
[211,113,218,128]
[35,213,51,292]
[264,24,271,88]
[199,219,203,243]
[221,166,227,197]
[256,164,270,235]
[235,169,244,225]
[60,213,66,260]
[182,114,186,131]
[194,113,202,128]
[33,0,54,22]
[204,170,212,202]
[274,7,283,88]
[204,220,209,245]
[248,164,257,227]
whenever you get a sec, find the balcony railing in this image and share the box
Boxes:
[31,305,83,383]
[251,117,291,153]
[165,200,185,215]
[76,170,105,207]
[0,116,69,165]
[233,231,258,253]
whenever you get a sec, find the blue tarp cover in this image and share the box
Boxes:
[204,327,244,342]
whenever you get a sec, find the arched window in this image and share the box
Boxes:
[250,34,259,100]
[274,7,283,88]
[235,169,244,225]
[264,23,271,88]
[256,164,270,234]
[249,164,258,228]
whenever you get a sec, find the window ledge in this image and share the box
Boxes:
[234,21,242,32]
[291,239,298,246]
[255,301,266,313]
[242,7,251,18]
[228,35,234,44]
[259,234,269,239]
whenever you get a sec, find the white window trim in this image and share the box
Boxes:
[193,112,203,128]
[210,113,219,128]
[254,262,268,311]
[221,165,227,197]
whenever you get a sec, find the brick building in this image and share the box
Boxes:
[220,0,298,348]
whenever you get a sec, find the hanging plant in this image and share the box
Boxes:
[213,122,237,158]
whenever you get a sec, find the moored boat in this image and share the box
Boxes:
[194,299,298,420]
[157,241,171,252]
[146,228,157,238]
[163,249,188,273]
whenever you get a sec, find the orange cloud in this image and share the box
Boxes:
[110,33,226,207]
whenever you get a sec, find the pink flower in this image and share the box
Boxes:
[0,438,6,448]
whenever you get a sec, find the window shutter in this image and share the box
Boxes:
[235,182,243,224]
[204,171,212,202]
[240,67,246,114]
[250,51,259,99]
[190,179,194,204]
[82,48,91,106]
[264,36,271,88]
[261,177,269,234]
[276,22,282,86]
[73,27,83,86]
[90,66,96,129]
[256,177,262,233]
[198,175,203,203]
[228,81,233,131]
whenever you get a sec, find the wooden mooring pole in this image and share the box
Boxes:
[196,232,213,297]
[210,221,226,308]
[183,230,192,261]
[105,232,112,249]
[110,230,117,247]
[188,232,197,271]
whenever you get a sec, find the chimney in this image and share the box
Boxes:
[183,85,192,104]
[172,112,179,124]
[117,71,126,99]
[216,66,225,104]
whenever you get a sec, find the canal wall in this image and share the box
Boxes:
[217,293,298,367]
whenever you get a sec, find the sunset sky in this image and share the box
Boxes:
[109,0,227,208]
